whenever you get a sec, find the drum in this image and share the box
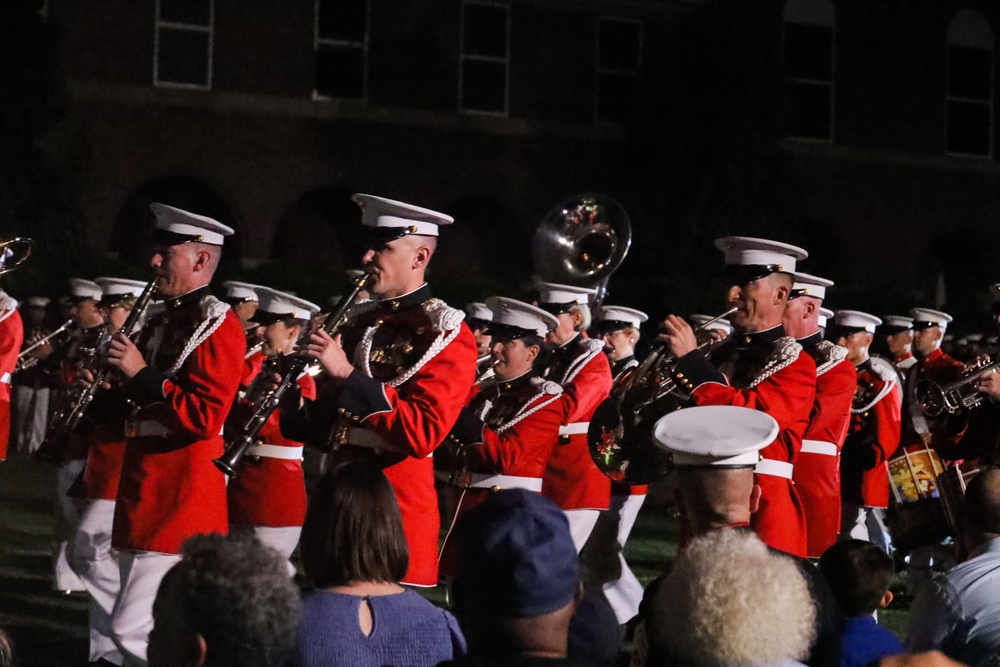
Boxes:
[937,458,983,533]
[885,444,950,553]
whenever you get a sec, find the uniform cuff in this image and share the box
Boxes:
[128,366,168,407]
[336,370,391,421]
[674,351,728,391]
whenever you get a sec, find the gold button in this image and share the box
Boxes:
[375,318,384,326]
[490,485,501,492]
[390,300,400,310]
[337,407,346,414]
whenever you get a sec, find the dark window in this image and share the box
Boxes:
[155,0,212,89]
[315,0,368,100]
[782,20,833,141]
[596,17,641,124]
[948,101,991,156]
[946,10,993,157]
[460,2,509,114]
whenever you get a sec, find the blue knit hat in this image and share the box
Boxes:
[452,489,579,618]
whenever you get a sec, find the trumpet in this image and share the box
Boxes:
[917,355,1000,417]
[215,273,374,477]
[16,319,73,371]
[588,308,737,485]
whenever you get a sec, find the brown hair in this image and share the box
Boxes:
[300,461,409,587]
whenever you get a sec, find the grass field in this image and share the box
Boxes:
[0,453,911,666]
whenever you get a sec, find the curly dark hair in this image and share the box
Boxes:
[164,532,300,667]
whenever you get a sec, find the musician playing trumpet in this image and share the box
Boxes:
[658,237,817,558]
[225,288,319,568]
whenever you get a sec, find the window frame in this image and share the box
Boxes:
[781,1,836,143]
[945,11,994,159]
[595,16,643,125]
[459,0,511,116]
[153,0,215,91]
[313,0,370,102]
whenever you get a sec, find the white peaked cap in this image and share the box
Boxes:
[595,305,648,329]
[94,277,147,299]
[150,203,234,245]
[910,308,953,329]
[834,310,882,333]
[714,236,808,273]
[25,296,50,308]
[352,194,453,237]
[536,282,597,305]
[465,302,493,322]
[257,288,320,321]
[789,271,833,301]
[485,297,560,335]
[653,406,779,467]
[882,315,913,330]
[222,281,265,302]
[68,278,102,301]
[817,307,834,329]
[690,314,734,336]
[967,333,984,342]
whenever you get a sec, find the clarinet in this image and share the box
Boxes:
[214,274,372,477]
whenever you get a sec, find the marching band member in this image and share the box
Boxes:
[444,297,565,514]
[465,301,494,381]
[98,204,245,665]
[591,303,649,622]
[221,280,264,358]
[690,312,734,338]
[225,288,319,567]
[882,315,917,379]
[280,195,478,587]
[0,268,22,461]
[784,273,856,559]
[535,282,613,553]
[659,237,817,558]
[66,277,147,665]
[11,296,55,455]
[832,311,901,551]
[817,307,833,337]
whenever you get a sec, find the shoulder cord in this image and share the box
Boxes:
[165,313,228,377]
[748,337,802,389]
[356,325,464,389]
[495,392,563,433]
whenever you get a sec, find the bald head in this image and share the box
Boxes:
[963,468,1000,541]
[675,468,760,535]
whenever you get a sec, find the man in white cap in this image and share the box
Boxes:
[225,288,319,568]
[84,203,246,666]
[832,311,902,551]
[902,308,966,465]
[280,194,477,587]
[590,303,649,622]
[442,297,565,526]
[659,237,817,558]
[882,315,917,379]
[64,277,147,665]
[534,281,613,553]
[818,307,833,337]
[465,301,494,380]
[221,280,265,358]
[784,272,856,559]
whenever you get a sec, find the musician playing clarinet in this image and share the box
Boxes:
[659,237,817,558]
[279,194,477,587]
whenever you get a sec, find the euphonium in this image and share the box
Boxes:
[587,308,737,485]
[214,273,374,477]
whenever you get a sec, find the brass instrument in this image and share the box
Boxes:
[0,238,33,276]
[588,308,737,485]
[215,273,374,477]
[16,319,73,372]
[533,194,631,307]
[475,353,495,384]
[917,355,1000,417]
[35,282,157,463]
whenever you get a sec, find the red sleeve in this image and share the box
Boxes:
[158,313,246,440]
[811,358,857,447]
[562,352,613,423]
[471,396,567,474]
[0,311,22,401]
[873,382,903,466]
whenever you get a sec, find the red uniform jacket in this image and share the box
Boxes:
[227,350,316,528]
[113,288,245,554]
[0,295,23,460]
[281,285,478,586]
[73,383,131,501]
[793,336,856,558]
[842,358,902,508]
[675,325,817,558]
[901,348,966,464]
[541,334,613,511]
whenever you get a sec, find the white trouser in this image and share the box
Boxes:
[603,493,646,624]
[564,509,600,554]
[66,499,122,664]
[112,550,182,667]
[11,385,49,454]
[231,524,302,577]
[54,459,87,592]
[840,503,891,554]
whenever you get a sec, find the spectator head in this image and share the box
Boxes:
[148,532,299,667]
[644,529,816,667]
[0,628,14,667]
[961,467,1000,551]
[300,461,408,587]
[653,406,778,535]
[451,489,582,657]
[818,539,895,617]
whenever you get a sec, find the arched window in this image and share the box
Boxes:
[946,9,994,157]
[782,0,835,141]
